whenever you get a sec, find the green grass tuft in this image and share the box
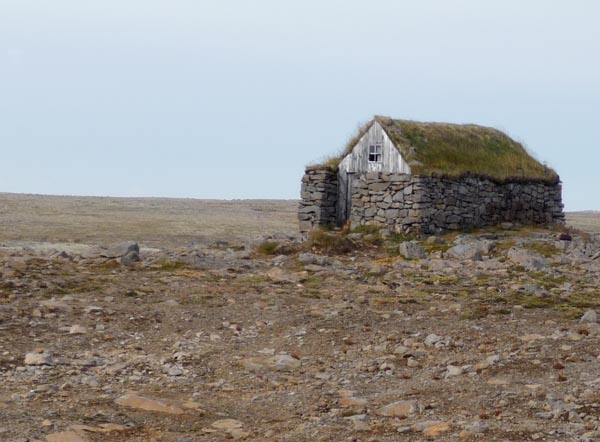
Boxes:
[522,241,561,257]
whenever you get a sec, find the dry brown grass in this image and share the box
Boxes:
[0,193,299,247]
[566,211,600,234]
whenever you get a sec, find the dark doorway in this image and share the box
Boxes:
[344,172,354,225]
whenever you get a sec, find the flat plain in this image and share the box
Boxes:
[0,193,299,247]
[2,192,600,442]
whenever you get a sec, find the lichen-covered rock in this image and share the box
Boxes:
[398,241,427,260]
[579,310,598,324]
[507,247,548,271]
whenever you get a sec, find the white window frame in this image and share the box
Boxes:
[368,144,382,163]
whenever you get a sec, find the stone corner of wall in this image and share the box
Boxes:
[298,167,339,233]
[304,165,337,173]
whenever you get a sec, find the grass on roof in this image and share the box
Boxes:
[316,117,559,183]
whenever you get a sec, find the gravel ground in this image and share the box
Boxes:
[1,194,600,441]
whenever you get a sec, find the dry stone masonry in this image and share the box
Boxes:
[298,166,338,233]
[351,173,564,234]
[298,168,564,234]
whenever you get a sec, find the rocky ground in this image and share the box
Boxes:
[2,199,600,441]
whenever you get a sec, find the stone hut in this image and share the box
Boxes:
[299,116,564,234]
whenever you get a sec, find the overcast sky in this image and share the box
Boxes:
[1,0,599,210]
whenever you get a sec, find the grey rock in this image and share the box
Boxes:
[120,250,141,265]
[579,310,598,324]
[24,352,53,366]
[304,264,328,272]
[398,241,427,260]
[377,400,418,418]
[446,243,483,261]
[425,235,445,245]
[445,365,464,377]
[168,366,184,376]
[298,253,330,266]
[344,414,370,431]
[423,333,451,348]
[507,247,548,271]
[464,421,488,434]
[269,354,301,372]
[102,241,139,258]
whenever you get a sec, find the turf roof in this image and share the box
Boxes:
[327,116,558,183]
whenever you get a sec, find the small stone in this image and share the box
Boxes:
[115,394,184,414]
[40,300,71,312]
[339,396,368,407]
[398,241,427,260]
[519,334,545,342]
[41,419,53,427]
[120,250,141,265]
[102,241,139,258]
[417,421,451,437]
[424,334,444,347]
[25,352,53,366]
[182,401,205,412]
[474,354,501,371]
[445,365,464,377]
[168,366,184,376]
[579,310,598,324]
[377,400,418,418]
[211,419,244,430]
[267,354,301,371]
[507,247,548,271]
[446,243,483,261]
[46,431,87,442]
[464,420,488,434]
[345,414,370,431]
[97,423,128,432]
[69,325,87,335]
[227,428,250,440]
[407,357,419,367]
[393,345,410,355]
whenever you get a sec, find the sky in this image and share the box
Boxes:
[1,0,599,211]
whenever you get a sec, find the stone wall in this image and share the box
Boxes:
[298,166,338,233]
[350,173,564,234]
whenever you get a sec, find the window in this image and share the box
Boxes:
[369,144,382,163]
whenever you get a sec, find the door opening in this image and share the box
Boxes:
[344,172,354,226]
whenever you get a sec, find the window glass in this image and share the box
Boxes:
[368,144,382,163]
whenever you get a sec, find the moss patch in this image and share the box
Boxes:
[522,241,561,258]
